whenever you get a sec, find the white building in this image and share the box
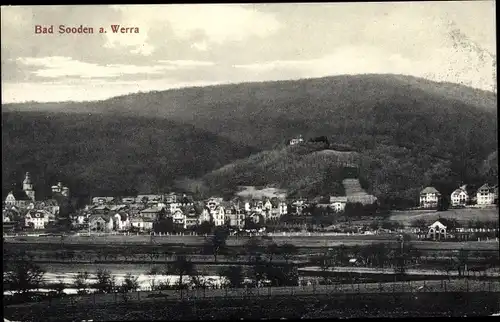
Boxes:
[427,220,448,240]
[451,186,468,207]
[330,196,348,212]
[289,135,304,146]
[476,184,496,206]
[419,187,441,209]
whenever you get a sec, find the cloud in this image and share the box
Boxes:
[232,44,496,92]
[2,78,228,103]
[16,56,216,79]
[107,4,281,55]
[157,60,215,67]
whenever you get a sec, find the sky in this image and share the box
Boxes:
[1,2,496,103]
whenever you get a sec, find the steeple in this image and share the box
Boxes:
[22,172,35,201]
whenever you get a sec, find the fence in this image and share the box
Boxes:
[46,279,500,307]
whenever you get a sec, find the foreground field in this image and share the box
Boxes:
[5,285,500,321]
[389,208,499,226]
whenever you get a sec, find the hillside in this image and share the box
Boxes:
[2,74,497,205]
[1,112,256,200]
[188,143,363,199]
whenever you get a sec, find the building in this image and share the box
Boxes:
[140,206,164,221]
[201,197,225,226]
[51,182,70,197]
[476,184,497,206]
[25,209,53,230]
[4,172,36,207]
[130,217,154,231]
[289,135,304,146]
[451,186,468,207]
[89,214,113,232]
[427,220,452,241]
[330,196,348,212]
[419,187,441,209]
[92,197,115,205]
[22,172,36,201]
[4,190,32,208]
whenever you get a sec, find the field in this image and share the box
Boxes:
[389,208,499,226]
[5,234,499,250]
[4,282,500,321]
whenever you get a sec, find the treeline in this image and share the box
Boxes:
[2,112,256,200]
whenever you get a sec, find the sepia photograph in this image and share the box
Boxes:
[1,2,499,320]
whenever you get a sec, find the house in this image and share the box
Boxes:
[51,182,70,197]
[89,214,113,232]
[140,206,164,221]
[164,192,179,204]
[427,220,450,240]
[224,207,245,228]
[289,135,304,146]
[181,205,201,229]
[92,197,115,205]
[172,209,186,227]
[451,186,468,207]
[4,172,36,207]
[4,190,32,208]
[130,217,154,231]
[202,198,225,226]
[291,199,307,214]
[25,209,52,230]
[330,196,348,212]
[476,184,497,206]
[419,187,441,209]
[136,194,163,205]
[112,212,130,231]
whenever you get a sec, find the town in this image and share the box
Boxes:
[3,170,498,240]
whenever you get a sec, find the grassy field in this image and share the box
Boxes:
[4,282,500,321]
[389,208,499,226]
[5,234,498,250]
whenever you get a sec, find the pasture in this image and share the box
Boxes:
[389,208,499,226]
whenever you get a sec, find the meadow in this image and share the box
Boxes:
[388,208,499,226]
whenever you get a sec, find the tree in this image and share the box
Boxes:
[203,226,229,262]
[369,221,380,231]
[147,266,161,291]
[279,243,298,264]
[73,271,90,295]
[197,221,215,235]
[166,255,196,289]
[218,265,244,288]
[266,242,281,263]
[457,248,470,277]
[94,269,115,293]
[4,260,45,295]
[52,279,66,297]
[244,237,263,262]
[311,250,335,284]
[120,273,140,292]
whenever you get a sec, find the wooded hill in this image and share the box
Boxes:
[2,74,497,207]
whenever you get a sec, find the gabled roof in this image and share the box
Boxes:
[89,214,112,222]
[8,190,31,201]
[420,187,440,194]
[141,206,163,213]
[451,188,467,195]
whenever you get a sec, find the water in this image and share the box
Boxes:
[4,271,225,295]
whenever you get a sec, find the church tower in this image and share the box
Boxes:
[23,172,35,201]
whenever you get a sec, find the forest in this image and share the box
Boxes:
[2,74,497,207]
